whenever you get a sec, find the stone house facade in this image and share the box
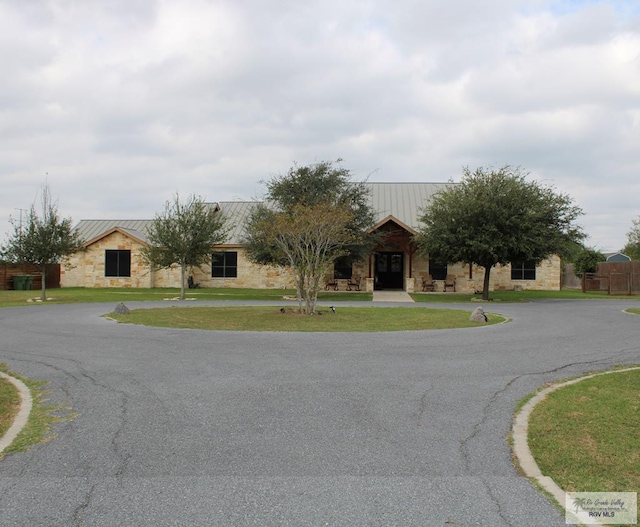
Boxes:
[61,183,562,292]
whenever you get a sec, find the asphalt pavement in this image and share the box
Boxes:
[0,298,638,526]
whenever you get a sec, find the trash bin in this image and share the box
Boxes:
[12,275,27,290]
[24,275,34,290]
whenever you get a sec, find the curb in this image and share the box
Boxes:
[512,366,640,527]
[0,371,33,455]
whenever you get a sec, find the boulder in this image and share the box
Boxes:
[114,302,130,315]
[470,306,488,322]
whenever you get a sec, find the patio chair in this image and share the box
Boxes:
[325,278,338,291]
[421,275,436,292]
[443,275,456,292]
[347,277,361,291]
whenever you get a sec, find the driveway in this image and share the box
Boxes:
[0,299,638,526]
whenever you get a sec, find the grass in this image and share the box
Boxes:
[626,307,640,315]
[0,364,76,460]
[0,374,20,440]
[411,288,640,303]
[527,368,640,522]
[0,287,372,307]
[1,286,637,308]
[107,305,505,332]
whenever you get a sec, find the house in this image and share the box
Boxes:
[61,183,562,292]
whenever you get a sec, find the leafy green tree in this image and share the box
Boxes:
[1,184,82,301]
[621,216,640,260]
[141,194,229,300]
[244,160,376,313]
[572,247,605,277]
[417,166,585,300]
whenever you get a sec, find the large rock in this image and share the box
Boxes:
[470,306,488,322]
[114,302,130,315]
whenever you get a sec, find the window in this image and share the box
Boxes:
[212,251,238,278]
[105,250,131,277]
[429,260,447,281]
[333,256,353,279]
[511,260,536,280]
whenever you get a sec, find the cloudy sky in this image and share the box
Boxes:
[1,0,639,252]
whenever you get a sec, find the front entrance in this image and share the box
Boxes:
[375,252,404,290]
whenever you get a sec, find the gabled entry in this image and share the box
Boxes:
[375,252,404,290]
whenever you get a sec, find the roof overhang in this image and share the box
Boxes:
[368,215,418,236]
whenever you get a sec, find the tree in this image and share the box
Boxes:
[243,160,376,314]
[417,166,585,300]
[1,184,82,301]
[621,216,640,260]
[572,247,605,277]
[141,194,229,300]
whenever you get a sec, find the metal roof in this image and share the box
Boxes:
[74,183,452,245]
[76,220,153,245]
[365,182,452,229]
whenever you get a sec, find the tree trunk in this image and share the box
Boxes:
[180,263,186,300]
[482,265,492,301]
[40,264,47,301]
[296,273,305,314]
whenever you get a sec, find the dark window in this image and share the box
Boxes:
[511,260,537,280]
[105,250,131,277]
[212,251,238,278]
[429,260,448,281]
[333,256,353,279]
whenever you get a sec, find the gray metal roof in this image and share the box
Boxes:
[365,182,452,229]
[74,183,452,245]
[75,219,153,245]
[217,201,261,246]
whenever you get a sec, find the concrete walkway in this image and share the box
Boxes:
[372,290,414,302]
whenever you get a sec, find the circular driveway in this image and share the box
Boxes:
[0,299,638,526]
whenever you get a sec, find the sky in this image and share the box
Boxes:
[1,0,639,253]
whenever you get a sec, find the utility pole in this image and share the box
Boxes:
[15,208,27,235]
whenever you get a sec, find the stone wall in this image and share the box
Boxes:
[410,255,561,293]
[61,231,159,288]
[62,238,295,290]
[62,230,561,292]
[190,247,296,289]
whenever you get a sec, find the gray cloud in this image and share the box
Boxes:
[1,0,639,253]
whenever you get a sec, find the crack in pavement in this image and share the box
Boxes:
[459,355,628,473]
[72,481,97,526]
[456,355,632,527]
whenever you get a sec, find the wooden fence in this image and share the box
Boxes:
[1,264,61,291]
[583,261,640,295]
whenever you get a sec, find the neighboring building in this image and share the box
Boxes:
[61,183,562,292]
[605,252,631,263]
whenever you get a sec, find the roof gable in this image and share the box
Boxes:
[82,226,149,248]
[368,215,418,235]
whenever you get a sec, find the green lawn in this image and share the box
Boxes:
[0,374,20,441]
[0,287,372,307]
[107,305,505,332]
[0,364,76,460]
[2,286,637,308]
[411,289,640,303]
[526,368,640,522]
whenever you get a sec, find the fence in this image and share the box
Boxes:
[561,263,582,289]
[583,261,640,295]
[0,264,61,291]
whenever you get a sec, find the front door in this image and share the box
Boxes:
[375,252,404,290]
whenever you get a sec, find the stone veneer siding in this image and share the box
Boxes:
[409,255,561,293]
[62,230,560,292]
[62,237,296,290]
